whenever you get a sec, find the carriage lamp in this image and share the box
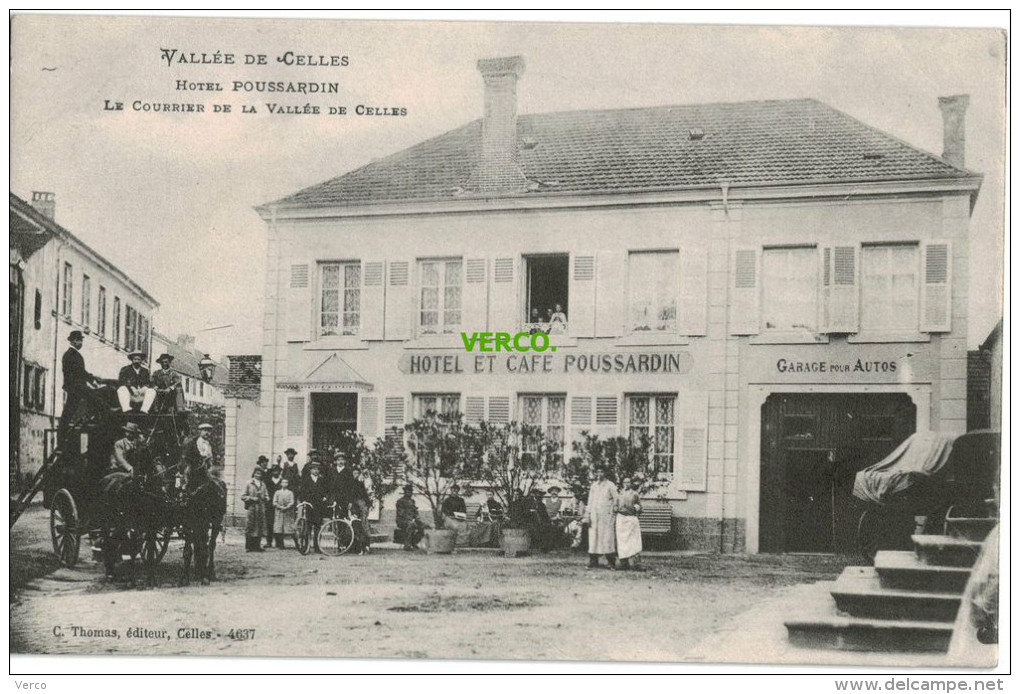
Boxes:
[198,354,216,383]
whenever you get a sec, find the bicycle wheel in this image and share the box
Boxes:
[318,520,354,556]
[296,517,312,555]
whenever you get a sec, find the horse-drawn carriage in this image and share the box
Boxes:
[853,429,1000,563]
[10,398,227,585]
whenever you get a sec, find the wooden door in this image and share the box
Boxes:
[760,393,915,553]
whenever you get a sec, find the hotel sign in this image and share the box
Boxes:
[398,351,693,376]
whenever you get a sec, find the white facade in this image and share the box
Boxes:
[12,193,158,479]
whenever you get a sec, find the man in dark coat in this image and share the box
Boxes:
[327,452,359,515]
[280,448,301,491]
[116,351,155,413]
[260,455,282,548]
[151,353,185,413]
[298,461,330,553]
[181,423,215,494]
[59,330,105,443]
[395,484,427,551]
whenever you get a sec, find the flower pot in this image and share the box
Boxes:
[422,528,456,554]
[501,528,531,558]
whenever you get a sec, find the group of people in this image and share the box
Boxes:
[240,448,373,554]
[581,468,646,571]
[393,483,576,552]
[59,329,186,447]
[528,304,568,334]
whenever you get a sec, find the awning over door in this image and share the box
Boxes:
[278,353,373,392]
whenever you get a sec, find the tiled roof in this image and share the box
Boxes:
[265,99,976,210]
[225,355,262,400]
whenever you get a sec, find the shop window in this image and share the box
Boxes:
[320,262,361,337]
[61,262,73,318]
[762,247,818,332]
[413,393,461,419]
[627,394,675,475]
[523,255,568,333]
[519,394,566,469]
[81,274,91,328]
[629,251,678,332]
[861,244,919,333]
[418,259,461,335]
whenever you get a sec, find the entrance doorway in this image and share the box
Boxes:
[311,393,358,451]
[759,393,915,554]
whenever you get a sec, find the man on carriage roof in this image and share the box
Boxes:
[151,352,186,413]
[117,350,156,414]
[59,330,111,440]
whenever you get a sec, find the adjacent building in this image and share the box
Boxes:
[249,57,980,553]
[10,192,158,485]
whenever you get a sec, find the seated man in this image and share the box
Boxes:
[117,351,156,414]
[441,484,468,546]
[526,488,555,551]
[395,484,428,551]
[150,353,185,414]
[109,422,144,474]
[477,490,505,522]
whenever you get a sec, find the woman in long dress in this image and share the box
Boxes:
[583,467,618,569]
[615,477,645,571]
[241,467,269,552]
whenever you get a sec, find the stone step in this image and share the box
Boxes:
[785,611,953,654]
[831,567,961,622]
[912,534,983,568]
[944,517,997,543]
[873,551,972,594]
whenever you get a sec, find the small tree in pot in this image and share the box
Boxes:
[563,431,663,502]
[403,411,479,531]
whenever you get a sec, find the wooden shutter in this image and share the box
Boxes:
[594,395,620,438]
[678,244,708,336]
[464,396,486,425]
[361,260,385,340]
[462,257,488,333]
[383,395,406,443]
[729,247,760,335]
[920,240,952,332]
[595,251,625,337]
[385,260,411,340]
[822,245,859,333]
[569,253,596,337]
[677,390,708,491]
[284,395,307,453]
[487,395,510,425]
[570,395,593,442]
[359,395,379,438]
[286,263,312,342]
[489,256,519,330]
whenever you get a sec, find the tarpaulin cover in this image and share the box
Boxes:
[852,431,956,507]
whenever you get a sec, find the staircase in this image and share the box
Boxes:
[785,516,994,654]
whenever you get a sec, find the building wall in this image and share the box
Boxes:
[225,397,260,522]
[988,335,1002,430]
[254,191,971,552]
[17,235,156,479]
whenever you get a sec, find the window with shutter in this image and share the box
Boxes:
[628,251,679,332]
[413,393,461,418]
[627,395,676,475]
[861,244,918,333]
[519,394,566,469]
[418,258,462,335]
[762,247,818,332]
[320,262,360,337]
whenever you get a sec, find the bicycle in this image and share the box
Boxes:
[318,502,365,556]
[295,501,314,555]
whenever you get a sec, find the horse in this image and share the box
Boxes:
[179,468,227,586]
[95,465,173,587]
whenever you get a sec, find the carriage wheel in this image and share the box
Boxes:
[855,510,881,565]
[50,489,81,567]
[141,527,172,566]
[318,520,354,556]
[296,518,312,555]
[856,508,915,565]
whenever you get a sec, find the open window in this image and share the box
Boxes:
[523,254,569,334]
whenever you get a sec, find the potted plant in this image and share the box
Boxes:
[472,420,558,557]
[563,431,664,501]
[403,411,479,553]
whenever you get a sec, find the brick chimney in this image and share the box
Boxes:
[30,191,55,220]
[469,56,528,195]
[938,94,969,168]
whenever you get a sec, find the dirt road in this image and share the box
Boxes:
[10,510,847,663]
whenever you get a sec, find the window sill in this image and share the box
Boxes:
[749,332,829,345]
[616,332,690,347]
[404,334,463,350]
[303,336,369,351]
[847,332,932,344]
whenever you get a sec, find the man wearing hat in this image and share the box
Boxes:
[59,330,105,440]
[298,460,330,553]
[395,484,427,551]
[280,448,301,492]
[116,351,156,414]
[110,422,144,474]
[151,353,185,413]
[181,422,216,493]
[583,466,619,569]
